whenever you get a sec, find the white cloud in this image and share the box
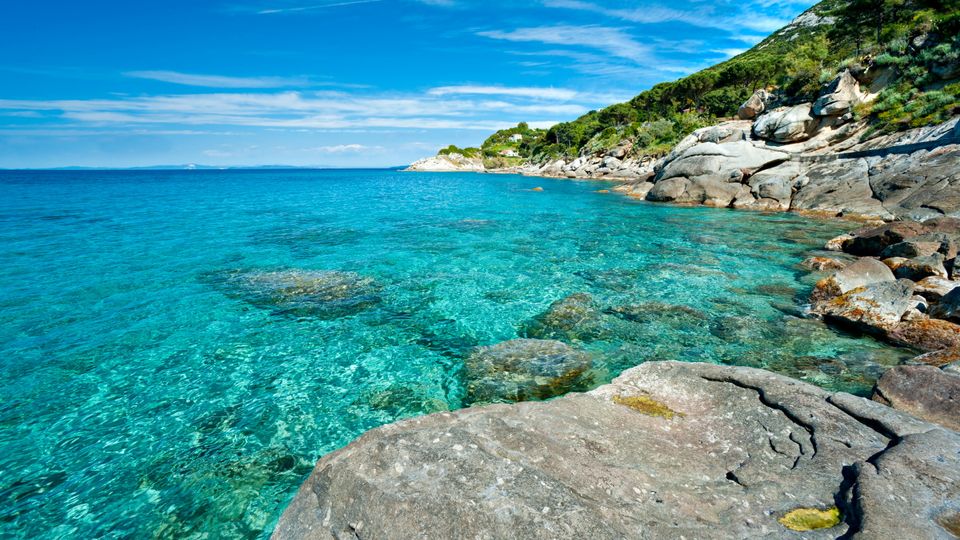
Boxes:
[0,89,579,132]
[428,85,578,101]
[125,70,311,88]
[477,25,650,64]
[311,143,371,152]
[541,0,792,34]
[257,0,382,14]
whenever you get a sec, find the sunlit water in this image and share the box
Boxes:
[0,169,913,538]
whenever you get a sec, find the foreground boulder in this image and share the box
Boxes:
[873,364,960,431]
[274,361,960,540]
[463,339,593,405]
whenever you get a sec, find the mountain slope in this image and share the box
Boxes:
[410,0,958,172]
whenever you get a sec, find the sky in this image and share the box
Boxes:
[0,0,816,168]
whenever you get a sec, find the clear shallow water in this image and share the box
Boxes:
[0,169,912,538]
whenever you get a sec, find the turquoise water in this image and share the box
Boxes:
[0,169,912,538]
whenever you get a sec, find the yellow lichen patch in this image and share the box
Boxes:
[778,507,841,531]
[612,394,684,420]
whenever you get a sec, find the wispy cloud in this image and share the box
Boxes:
[478,25,651,64]
[309,143,373,152]
[256,0,381,14]
[541,0,792,34]
[428,85,578,100]
[125,70,312,88]
[0,87,583,132]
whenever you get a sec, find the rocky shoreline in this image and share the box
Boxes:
[408,70,960,222]
[290,71,960,540]
[274,361,960,539]
[265,182,960,539]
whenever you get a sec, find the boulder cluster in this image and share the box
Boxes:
[805,218,960,429]
[608,71,960,219]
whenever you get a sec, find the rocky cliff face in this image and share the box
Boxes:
[274,361,960,539]
[405,152,485,172]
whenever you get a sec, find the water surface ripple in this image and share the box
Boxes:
[0,169,911,538]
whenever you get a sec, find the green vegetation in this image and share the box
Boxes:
[437,145,481,158]
[436,0,960,164]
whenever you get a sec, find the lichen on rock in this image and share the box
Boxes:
[778,506,841,531]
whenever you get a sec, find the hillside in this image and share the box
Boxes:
[410,0,959,171]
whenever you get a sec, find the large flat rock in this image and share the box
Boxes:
[273,361,960,539]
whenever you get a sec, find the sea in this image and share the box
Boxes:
[0,169,912,538]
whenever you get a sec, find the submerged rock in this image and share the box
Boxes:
[463,339,593,405]
[604,302,707,326]
[212,269,380,319]
[274,361,960,540]
[519,293,608,342]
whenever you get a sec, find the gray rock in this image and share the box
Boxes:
[646,177,688,202]
[868,147,960,219]
[930,286,960,323]
[812,70,861,117]
[737,89,769,120]
[657,141,788,184]
[791,159,891,218]
[893,253,948,281]
[842,221,926,256]
[813,279,916,332]
[463,339,593,405]
[913,276,960,301]
[274,361,960,540]
[873,364,960,431]
[879,240,942,259]
[753,103,819,143]
[626,181,654,199]
[810,257,895,303]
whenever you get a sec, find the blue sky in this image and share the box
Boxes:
[0,0,815,168]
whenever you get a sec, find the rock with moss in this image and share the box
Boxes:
[463,339,593,405]
[274,361,960,540]
[809,257,895,304]
[519,293,609,342]
[213,269,380,319]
